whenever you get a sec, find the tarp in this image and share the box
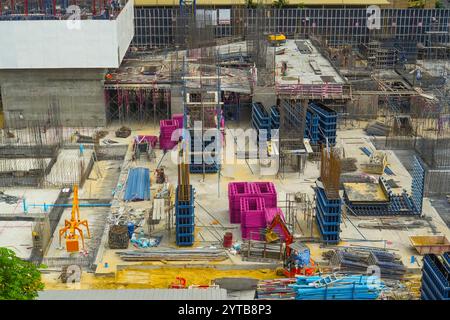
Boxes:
[124,167,150,201]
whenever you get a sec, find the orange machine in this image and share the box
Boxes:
[266,213,315,277]
[59,185,91,252]
[170,277,187,289]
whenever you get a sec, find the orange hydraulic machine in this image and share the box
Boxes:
[266,213,315,277]
[59,185,91,252]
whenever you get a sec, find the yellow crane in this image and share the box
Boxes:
[59,185,91,252]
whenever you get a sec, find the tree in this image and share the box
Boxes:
[273,0,289,8]
[0,247,44,300]
[246,0,258,8]
[435,0,444,8]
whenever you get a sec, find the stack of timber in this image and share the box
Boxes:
[117,248,228,261]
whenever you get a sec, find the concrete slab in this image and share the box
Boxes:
[0,188,60,215]
[0,220,33,259]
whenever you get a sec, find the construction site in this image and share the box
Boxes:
[0,1,450,301]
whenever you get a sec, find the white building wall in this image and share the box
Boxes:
[0,0,134,69]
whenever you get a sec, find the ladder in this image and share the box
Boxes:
[312,273,341,288]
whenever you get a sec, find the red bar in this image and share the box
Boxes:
[24,0,28,15]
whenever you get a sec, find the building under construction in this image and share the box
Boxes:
[0,2,449,302]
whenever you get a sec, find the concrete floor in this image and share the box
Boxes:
[0,188,60,215]
[0,221,33,259]
[0,121,439,290]
[90,124,450,278]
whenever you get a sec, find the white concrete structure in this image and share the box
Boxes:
[0,0,134,69]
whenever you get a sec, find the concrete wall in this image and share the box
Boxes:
[0,69,107,127]
[0,0,134,69]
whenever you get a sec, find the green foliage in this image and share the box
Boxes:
[0,247,44,300]
[435,0,444,8]
[246,0,258,8]
[273,0,289,8]
[297,2,305,8]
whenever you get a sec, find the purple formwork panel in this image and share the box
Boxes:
[252,182,277,208]
[264,207,286,240]
[228,182,257,224]
[240,197,266,228]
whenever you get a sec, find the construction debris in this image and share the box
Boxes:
[108,225,129,249]
[0,191,20,204]
[116,248,228,261]
[115,126,132,138]
[365,121,390,136]
[326,249,407,280]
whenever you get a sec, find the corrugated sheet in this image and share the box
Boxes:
[124,167,150,201]
[38,288,228,300]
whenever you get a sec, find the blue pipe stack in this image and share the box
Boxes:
[290,275,385,300]
[175,185,195,246]
[421,253,450,300]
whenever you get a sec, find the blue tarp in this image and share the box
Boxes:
[124,167,150,201]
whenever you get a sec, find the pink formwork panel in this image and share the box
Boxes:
[172,114,184,129]
[241,227,263,241]
[160,120,179,134]
[135,135,158,148]
[264,207,286,240]
[240,197,266,227]
[252,182,277,208]
[227,182,257,224]
[158,137,178,151]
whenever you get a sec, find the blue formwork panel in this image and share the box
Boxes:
[270,106,280,129]
[422,255,450,299]
[189,164,220,174]
[176,224,195,235]
[252,102,271,128]
[308,102,337,145]
[175,186,194,216]
[306,111,320,143]
[315,208,340,232]
[176,216,195,225]
[315,187,341,244]
[315,215,339,244]
[316,187,341,214]
[175,185,195,246]
[176,233,194,246]
[411,156,425,214]
[224,104,239,121]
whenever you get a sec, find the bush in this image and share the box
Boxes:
[0,247,45,300]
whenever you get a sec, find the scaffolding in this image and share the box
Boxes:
[0,0,124,19]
